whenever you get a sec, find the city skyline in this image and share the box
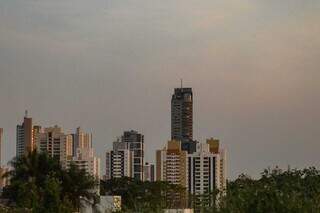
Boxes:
[1,0,320,179]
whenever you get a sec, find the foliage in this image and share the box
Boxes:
[3,152,320,213]
[1,150,97,213]
[102,168,320,213]
[101,177,187,212]
[219,167,320,213]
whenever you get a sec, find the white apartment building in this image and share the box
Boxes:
[105,149,133,180]
[105,131,144,181]
[188,143,226,195]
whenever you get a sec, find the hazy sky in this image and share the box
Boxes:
[0,0,319,179]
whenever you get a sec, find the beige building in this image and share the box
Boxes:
[156,140,188,187]
[64,128,100,179]
[74,127,92,150]
[16,112,39,157]
[60,134,73,168]
[36,125,65,160]
[66,147,101,179]
[35,125,100,179]
[156,139,227,195]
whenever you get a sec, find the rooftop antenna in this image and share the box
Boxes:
[25,110,28,118]
[180,78,183,89]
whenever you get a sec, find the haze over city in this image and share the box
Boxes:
[0,0,320,179]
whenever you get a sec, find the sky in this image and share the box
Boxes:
[0,0,319,179]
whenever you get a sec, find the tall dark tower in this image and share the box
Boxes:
[171,86,196,153]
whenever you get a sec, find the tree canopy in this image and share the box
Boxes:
[101,177,187,212]
[102,168,320,213]
[1,150,98,212]
[219,167,320,213]
[2,152,320,213]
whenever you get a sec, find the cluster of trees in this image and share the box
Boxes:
[1,151,98,212]
[2,151,320,213]
[219,167,320,213]
[100,177,187,212]
[102,168,320,213]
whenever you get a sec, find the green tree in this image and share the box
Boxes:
[219,167,320,213]
[2,150,97,212]
[101,177,187,212]
[61,163,98,211]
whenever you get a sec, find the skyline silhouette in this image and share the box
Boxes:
[1,0,319,179]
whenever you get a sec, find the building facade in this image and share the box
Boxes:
[171,88,193,141]
[105,148,133,180]
[188,141,226,195]
[156,140,188,187]
[206,138,227,191]
[171,88,196,154]
[16,112,38,157]
[121,130,144,180]
[34,125,100,179]
[64,128,100,179]
[66,147,101,179]
[60,134,73,168]
[156,139,227,194]
[36,126,65,160]
[105,130,144,181]
[143,162,155,182]
[156,140,189,209]
[74,127,92,150]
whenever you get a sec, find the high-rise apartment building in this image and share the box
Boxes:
[143,162,155,182]
[64,127,100,179]
[16,112,38,157]
[188,141,226,195]
[121,130,144,180]
[105,147,133,180]
[16,124,25,157]
[156,139,227,195]
[156,140,188,187]
[67,146,101,179]
[36,125,65,160]
[206,138,227,190]
[156,140,189,209]
[105,131,144,181]
[34,125,100,179]
[74,127,92,151]
[60,134,73,168]
[171,88,197,154]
